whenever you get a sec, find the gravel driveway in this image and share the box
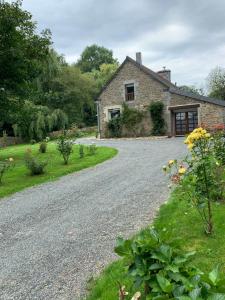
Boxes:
[0,137,186,300]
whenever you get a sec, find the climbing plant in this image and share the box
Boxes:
[107,104,144,137]
[122,104,144,131]
[149,101,166,135]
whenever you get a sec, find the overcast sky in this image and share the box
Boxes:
[20,0,225,88]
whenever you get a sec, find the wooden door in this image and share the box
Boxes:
[175,111,198,135]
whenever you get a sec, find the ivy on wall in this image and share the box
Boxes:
[107,104,144,137]
[149,101,166,135]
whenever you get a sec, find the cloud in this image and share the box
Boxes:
[20,0,225,86]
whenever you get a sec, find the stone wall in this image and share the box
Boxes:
[0,136,23,147]
[170,93,225,129]
[99,60,168,137]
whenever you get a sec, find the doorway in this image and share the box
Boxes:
[175,111,198,135]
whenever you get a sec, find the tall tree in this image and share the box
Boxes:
[87,62,119,89]
[0,0,52,121]
[43,66,97,126]
[76,44,118,73]
[207,66,225,100]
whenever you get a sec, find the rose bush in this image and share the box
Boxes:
[164,127,225,235]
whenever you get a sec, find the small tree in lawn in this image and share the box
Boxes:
[57,132,73,165]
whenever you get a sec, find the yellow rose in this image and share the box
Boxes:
[168,160,174,166]
[187,143,194,150]
[8,157,14,162]
[178,167,186,175]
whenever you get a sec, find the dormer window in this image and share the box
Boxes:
[125,83,134,101]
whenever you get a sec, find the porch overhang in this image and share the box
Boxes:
[168,103,200,111]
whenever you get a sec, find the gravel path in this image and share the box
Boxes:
[0,138,186,300]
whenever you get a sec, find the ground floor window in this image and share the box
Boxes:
[108,108,121,120]
[175,111,198,135]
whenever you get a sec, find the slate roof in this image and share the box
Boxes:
[169,88,225,108]
[97,56,225,108]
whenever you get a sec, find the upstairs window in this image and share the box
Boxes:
[125,83,134,101]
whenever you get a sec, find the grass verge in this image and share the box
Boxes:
[86,190,225,300]
[0,142,117,198]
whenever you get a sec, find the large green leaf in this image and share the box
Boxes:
[189,287,201,300]
[149,263,163,270]
[149,227,160,243]
[156,274,173,293]
[209,265,220,286]
[207,294,225,300]
[114,237,132,257]
[159,244,173,261]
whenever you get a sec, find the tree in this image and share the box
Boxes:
[13,100,68,141]
[207,66,225,100]
[33,49,67,100]
[43,66,97,126]
[0,0,52,120]
[179,85,204,96]
[87,62,119,89]
[76,44,118,73]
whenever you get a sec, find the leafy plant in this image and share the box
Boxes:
[30,139,36,145]
[107,116,122,137]
[149,101,166,135]
[107,105,144,138]
[79,144,84,158]
[164,128,223,235]
[122,104,144,134]
[25,151,47,175]
[0,158,14,184]
[13,101,68,142]
[57,132,73,165]
[39,141,47,153]
[213,127,225,165]
[115,229,225,299]
[89,143,96,155]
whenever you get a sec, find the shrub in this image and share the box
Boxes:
[115,229,225,299]
[213,128,225,165]
[164,128,220,235]
[39,137,49,154]
[39,141,47,153]
[107,116,122,138]
[79,144,84,158]
[89,143,96,155]
[25,151,47,175]
[0,158,14,184]
[30,139,36,145]
[57,133,73,165]
[122,104,144,134]
[149,101,166,135]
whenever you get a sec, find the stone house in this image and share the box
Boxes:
[96,53,225,138]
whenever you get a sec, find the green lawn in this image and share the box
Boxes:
[86,190,225,300]
[0,142,117,198]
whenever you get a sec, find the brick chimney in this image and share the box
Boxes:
[136,52,142,65]
[157,66,171,82]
